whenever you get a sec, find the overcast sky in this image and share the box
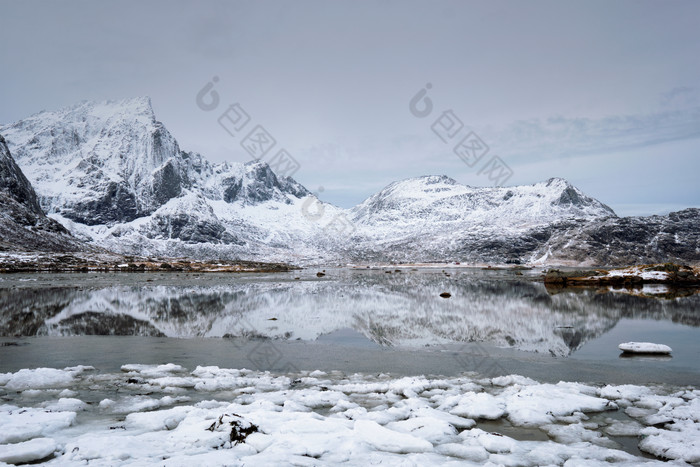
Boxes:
[1,0,699,215]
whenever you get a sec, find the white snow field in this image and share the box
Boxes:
[0,365,698,465]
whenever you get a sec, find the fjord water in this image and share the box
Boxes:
[1,268,699,385]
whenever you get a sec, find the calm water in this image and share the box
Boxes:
[1,268,699,385]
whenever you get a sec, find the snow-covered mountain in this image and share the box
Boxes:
[344,175,619,263]
[344,175,699,265]
[0,97,311,221]
[0,98,347,262]
[1,97,697,266]
[352,175,614,227]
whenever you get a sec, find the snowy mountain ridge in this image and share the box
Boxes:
[1,97,697,266]
[351,175,615,229]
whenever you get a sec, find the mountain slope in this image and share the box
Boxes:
[1,98,184,224]
[0,133,85,252]
[533,208,700,266]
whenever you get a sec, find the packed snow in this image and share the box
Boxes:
[0,364,698,465]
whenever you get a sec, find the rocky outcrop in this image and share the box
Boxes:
[536,209,700,266]
[545,263,700,286]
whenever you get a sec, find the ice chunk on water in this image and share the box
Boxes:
[354,419,433,453]
[443,391,506,420]
[0,366,93,391]
[0,406,76,444]
[41,398,87,412]
[618,342,672,354]
[640,418,700,463]
[503,383,615,427]
[0,437,56,464]
[125,406,191,431]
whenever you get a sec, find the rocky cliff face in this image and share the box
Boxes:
[0,134,86,252]
[1,98,182,224]
[534,208,700,266]
[0,134,43,219]
[1,97,697,266]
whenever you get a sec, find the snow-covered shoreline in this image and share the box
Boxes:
[0,364,698,465]
[545,263,700,287]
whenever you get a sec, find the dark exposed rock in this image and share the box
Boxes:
[0,134,88,252]
[0,134,42,216]
[545,263,700,287]
[151,159,183,206]
[207,414,259,445]
[62,180,140,225]
[544,269,606,285]
[222,176,243,203]
[541,209,700,266]
[145,213,237,244]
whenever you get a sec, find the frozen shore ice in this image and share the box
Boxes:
[0,364,697,465]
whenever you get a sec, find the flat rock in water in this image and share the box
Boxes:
[618,342,672,354]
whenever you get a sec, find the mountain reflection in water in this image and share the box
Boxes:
[1,269,698,357]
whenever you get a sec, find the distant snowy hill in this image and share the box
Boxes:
[352,175,614,227]
[345,175,619,263]
[345,174,698,265]
[1,97,698,266]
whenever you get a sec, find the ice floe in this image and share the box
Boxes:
[0,437,57,464]
[618,342,673,354]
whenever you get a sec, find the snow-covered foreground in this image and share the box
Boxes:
[0,365,698,466]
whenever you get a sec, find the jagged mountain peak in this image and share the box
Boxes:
[412,174,460,185]
[63,96,154,118]
[208,159,310,205]
[6,96,157,136]
[0,96,185,225]
[544,176,571,186]
[539,177,616,215]
[2,96,316,234]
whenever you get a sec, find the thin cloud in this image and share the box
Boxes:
[491,106,700,161]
